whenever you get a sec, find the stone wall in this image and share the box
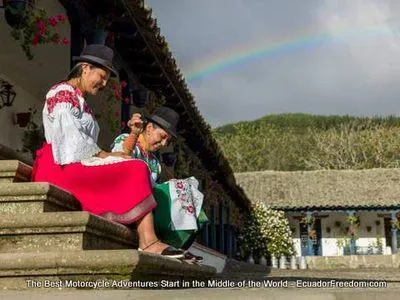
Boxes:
[306,254,400,269]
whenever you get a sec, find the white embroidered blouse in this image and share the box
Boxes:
[43,83,101,165]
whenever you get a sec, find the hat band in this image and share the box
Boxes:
[77,55,113,69]
[148,115,176,137]
[72,55,118,77]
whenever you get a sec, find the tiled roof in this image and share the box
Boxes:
[235,168,400,210]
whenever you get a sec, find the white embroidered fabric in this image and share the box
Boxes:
[169,176,204,231]
[43,84,101,165]
[80,156,134,166]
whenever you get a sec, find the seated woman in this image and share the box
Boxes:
[32,44,184,259]
[111,107,208,262]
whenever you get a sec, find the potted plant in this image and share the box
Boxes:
[346,215,360,225]
[299,215,315,226]
[83,14,112,45]
[15,111,32,127]
[336,236,351,255]
[3,0,34,28]
[8,1,69,60]
[21,107,44,158]
[131,88,150,108]
[391,219,400,230]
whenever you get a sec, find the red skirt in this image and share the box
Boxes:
[32,143,155,223]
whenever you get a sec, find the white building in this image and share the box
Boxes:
[235,168,400,257]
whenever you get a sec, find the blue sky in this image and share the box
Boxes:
[147,0,400,127]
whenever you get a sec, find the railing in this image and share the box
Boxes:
[343,246,383,255]
[200,204,238,258]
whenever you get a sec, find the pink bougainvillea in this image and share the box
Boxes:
[10,8,69,60]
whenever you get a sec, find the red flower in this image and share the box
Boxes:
[177,182,184,189]
[62,38,69,45]
[115,111,120,117]
[187,206,194,214]
[57,14,66,23]
[124,97,130,104]
[52,33,61,44]
[48,17,58,27]
[36,20,46,36]
[32,35,40,46]
[121,81,127,88]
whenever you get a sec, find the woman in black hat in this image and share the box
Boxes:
[112,107,208,262]
[32,45,184,259]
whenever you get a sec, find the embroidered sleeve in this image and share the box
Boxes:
[46,86,100,165]
[46,89,80,114]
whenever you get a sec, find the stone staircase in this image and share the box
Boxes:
[0,158,215,290]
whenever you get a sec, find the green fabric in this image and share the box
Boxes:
[153,182,208,249]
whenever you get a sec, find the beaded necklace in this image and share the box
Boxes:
[136,138,161,180]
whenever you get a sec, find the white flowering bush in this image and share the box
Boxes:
[238,201,294,258]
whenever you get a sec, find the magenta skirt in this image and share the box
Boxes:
[32,143,156,223]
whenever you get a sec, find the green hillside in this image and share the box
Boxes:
[212,113,400,172]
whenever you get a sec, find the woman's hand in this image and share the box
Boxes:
[109,151,132,159]
[127,113,144,136]
[95,150,131,159]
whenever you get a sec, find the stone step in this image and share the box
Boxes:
[0,144,33,166]
[0,182,81,214]
[0,160,32,183]
[0,211,136,253]
[0,250,216,290]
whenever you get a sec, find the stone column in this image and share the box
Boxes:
[307,211,313,256]
[391,211,398,254]
[347,210,356,255]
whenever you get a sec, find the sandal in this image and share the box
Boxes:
[182,250,203,263]
[138,240,184,259]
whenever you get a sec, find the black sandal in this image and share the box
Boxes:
[182,250,203,262]
[138,240,184,259]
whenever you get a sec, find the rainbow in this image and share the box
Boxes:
[185,25,396,82]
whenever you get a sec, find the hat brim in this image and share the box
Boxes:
[146,115,177,138]
[72,55,118,77]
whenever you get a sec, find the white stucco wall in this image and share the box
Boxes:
[0,73,40,150]
[0,1,70,150]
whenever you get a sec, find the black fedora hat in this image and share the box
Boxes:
[146,107,179,138]
[72,44,118,77]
